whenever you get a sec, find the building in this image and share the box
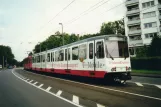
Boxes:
[124,0,161,56]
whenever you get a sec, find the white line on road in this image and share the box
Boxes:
[155,85,161,89]
[38,84,44,88]
[33,82,38,85]
[26,79,30,81]
[56,90,62,96]
[46,86,52,92]
[23,70,161,101]
[73,95,79,104]
[97,103,105,107]
[135,82,143,87]
[12,70,83,107]
[29,80,33,83]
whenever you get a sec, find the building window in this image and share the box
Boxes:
[72,46,78,60]
[142,1,154,8]
[144,22,156,28]
[143,11,156,18]
[129,48,135,55]
[145,33,157,39]
[89,43,93,59]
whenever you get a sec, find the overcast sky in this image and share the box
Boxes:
[0,0,126,61]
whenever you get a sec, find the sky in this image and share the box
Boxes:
[0,0,126,61]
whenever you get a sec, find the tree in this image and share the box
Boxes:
[100,19,125,35]
[148,35,161,57]
[0,45,18,66]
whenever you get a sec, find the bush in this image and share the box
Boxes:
[131,57,161,70]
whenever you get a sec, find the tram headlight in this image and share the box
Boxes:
[126,66,131,71]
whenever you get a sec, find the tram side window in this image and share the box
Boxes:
[65,49,67,61]
[51,53,53,62]
[96,41,104,58]
[89,43,93,59]
[40,55,42,62]
[34,57,37,63]
[79,44,86,59]
[68,48,70,60]
[59,50,64,61]
[72,46,78,60]
[55,51,59,62]
[37,56,40,63]
[52,52,55,62]
[32,57,34,63]
[42,55,45,62]
[47,53,50,62]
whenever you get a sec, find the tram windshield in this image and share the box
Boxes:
[105,41,129,58]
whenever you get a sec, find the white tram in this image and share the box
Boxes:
[31,34,131,82]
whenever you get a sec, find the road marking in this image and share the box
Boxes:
[135,82,143,87]
[38,84,44,88]
[128,81,161,86]
[33,82,38,85]
[155,85,161,89]
[19,69,161,101]
[46,86,52,92]
[73,95,79,104]
[29,80,33,83]
[56,90,62,96]
[12,70,83,107]
[26,79,30,81]
[97,103,105,107]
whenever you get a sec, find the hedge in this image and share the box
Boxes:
[131,57,161,71]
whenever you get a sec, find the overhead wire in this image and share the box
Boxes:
[64,0,112,25]
[38,0,76,31]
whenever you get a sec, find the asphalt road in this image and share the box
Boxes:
[14,69,161,107]
[0,69,80,107]
[130,76,161,85]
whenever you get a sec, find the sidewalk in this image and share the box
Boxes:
[131,72,161,78]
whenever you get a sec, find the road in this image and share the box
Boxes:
[0,69,81,107]
[1,69,161,107]
[130,76,161,85]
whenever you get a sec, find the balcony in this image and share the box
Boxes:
[158,4,161,9]
[126,8,140,16]
[127,19,140,26]
[128,29,141,36]
[126,0,139,6]
[128,39,143,46]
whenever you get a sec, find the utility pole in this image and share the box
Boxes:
[59,23,64,46]
[3,56,4,69]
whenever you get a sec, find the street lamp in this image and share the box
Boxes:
[59,23,64,46]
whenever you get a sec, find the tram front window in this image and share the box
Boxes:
[106,41,129,58]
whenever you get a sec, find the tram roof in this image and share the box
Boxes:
[34,34,125,55]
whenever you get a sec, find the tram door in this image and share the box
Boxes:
[88,40,95,72]
[95,39,105,71]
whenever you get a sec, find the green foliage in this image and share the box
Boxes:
[135,45,149,57]
[135,35,161,58]
[33,19,125,53]
[0,45,19,66]
[148,35,161,57]
[100,19,125,35]
[131,57,161,70]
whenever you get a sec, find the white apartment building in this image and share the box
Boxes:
[124,0,161,56]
